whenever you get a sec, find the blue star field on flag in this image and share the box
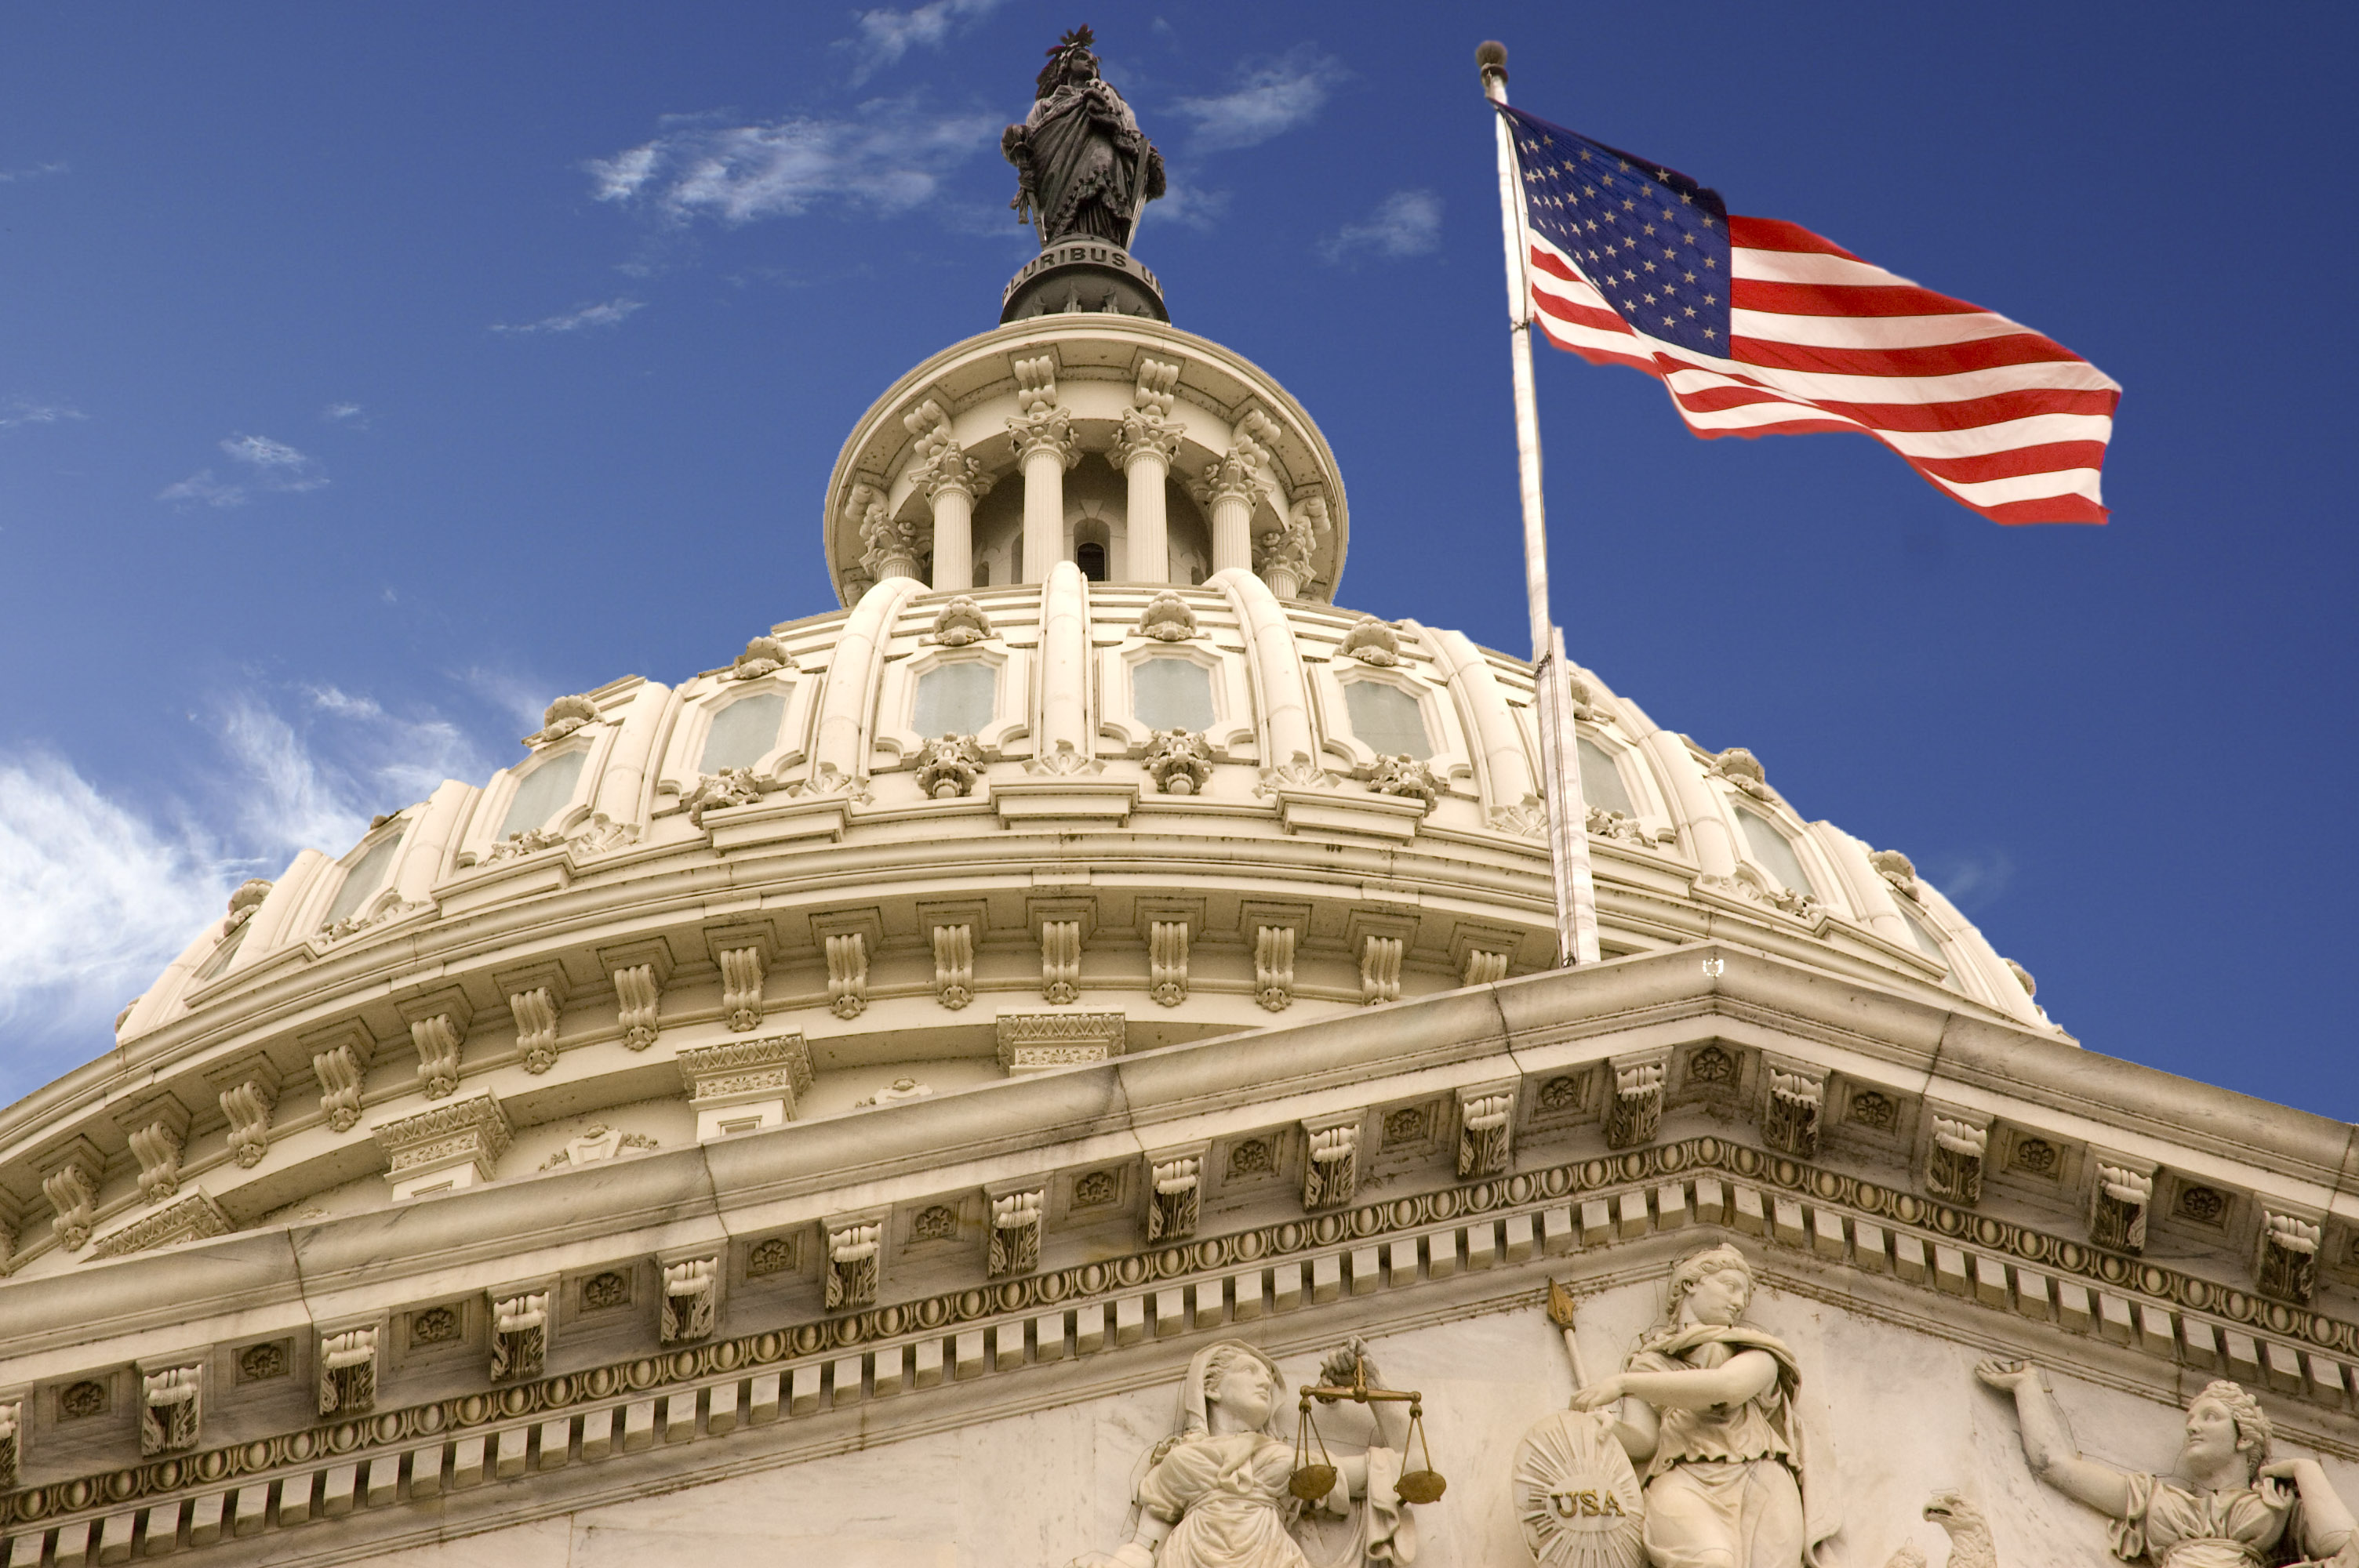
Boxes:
[1501,104,1732,359]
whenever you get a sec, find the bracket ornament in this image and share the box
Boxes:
[1359,935,1403,1005]
[1301,1119,1361,1211]
[612,964,663,1050]
[988,1189,1045,1279]
[932,924,974,1009]
[411,1013,465,1098]
[661,1259,720,1345]
[318,1328,377,1417]
[719,945,767,1032]
[916,735,983,799]
[2257,1209,2322,1304]
[139,1366,202,1457]
[40,1143,103,1252]
[1254,925,1296,1011]
[1925,1114,1990,1207]
[2091,1161,2156,1254]
[1606,1053,1668,1149]
[1148,920,1190,1006]
[489,1292,547,1383]
[825,1221,881,1311]
[1144,728,1213,795]
[1146,1154,1201,1243]
[825,932,869,1019]
[1762,1063,1827,1160]
[1040,920,1082,1004]
[1456,1087,1515,1179]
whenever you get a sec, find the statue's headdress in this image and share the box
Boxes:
[1035,24,1097,97]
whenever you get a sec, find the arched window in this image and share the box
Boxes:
[913,662,996,737]
[699,690,788,774]
[1576,735,1635,818]
[1342,681,1430,760]
[1134,655,1214,731]
[1735,808,1815,896]
[322,830,405,928]
[1899,905,1948,967]
[499,750,587,840]
[1075,541,1107,582]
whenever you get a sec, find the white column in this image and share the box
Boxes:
[1112,416,1178,584]
[1006,355,1076,586]
[1019,442,1068,584]
[926,475,980,591]
[1198,413,1272,579]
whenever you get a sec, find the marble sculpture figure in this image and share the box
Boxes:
[1569,1244,1837,1568]
[1074,1339,1415,1568]
[1977,1360,2359,1567]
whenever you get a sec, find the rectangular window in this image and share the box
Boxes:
[913,662,997,738]
[699,690,788,774]
[1576,736,1635,818]
[1133,655,1215,731]
[1342,680,1432,760]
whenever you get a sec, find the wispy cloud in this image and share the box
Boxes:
[0,681,505,1073]
[1146,179,1230,234]
[1320,189,1442,263]
[0,162,67,185]
[844,0,1003,82]
[158,433,328,509]
[321,401,367,426]
[1169,45,1344,153]
[0,752,230,1059]
[490,297,644,336]
[0,398,86,430]
[1923,850,2018,915]
[587,99,1000,226]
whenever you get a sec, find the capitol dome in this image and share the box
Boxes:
[8,299,2053,1276]
[5,38,2354,1568]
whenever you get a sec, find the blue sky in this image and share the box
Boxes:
[2,2,2353,1116]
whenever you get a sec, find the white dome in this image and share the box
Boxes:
[1,318,2052,1279]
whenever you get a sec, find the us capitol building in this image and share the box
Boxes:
[2,34,2352,1568]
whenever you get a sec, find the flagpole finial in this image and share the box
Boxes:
[1475,40,1508,82]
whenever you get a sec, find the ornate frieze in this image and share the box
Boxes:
[675,1034,813,1134]
[995,1012,1125,1073]
[370,1092,512,1200]
[89,1192,230,1259]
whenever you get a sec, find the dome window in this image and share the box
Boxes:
[1342,680,1431,760]
[1899,905,1948,967]
[1075,541,1108,581]
[913,661,996,738]
[194,922,248,982]
[700,690,788,774]
[1133,655,1214,732]
[321,829,405,929]
[1735,807,1816,897]
[1576,735,1635,818]
[499,750,588,840]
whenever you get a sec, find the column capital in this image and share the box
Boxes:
[850,484,921,582]
[1190,409,1278,508]
[1008,407,1080,470]
[915,448,995,501]
[1108,408,1182,473]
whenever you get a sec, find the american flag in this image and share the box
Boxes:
[1500,104,2120,524]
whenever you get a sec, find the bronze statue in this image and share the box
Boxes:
[1004,26,1165,249]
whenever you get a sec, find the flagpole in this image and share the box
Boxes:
[1479,40,1601,968]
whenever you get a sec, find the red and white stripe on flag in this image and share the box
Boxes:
[1528,220,2121,524]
